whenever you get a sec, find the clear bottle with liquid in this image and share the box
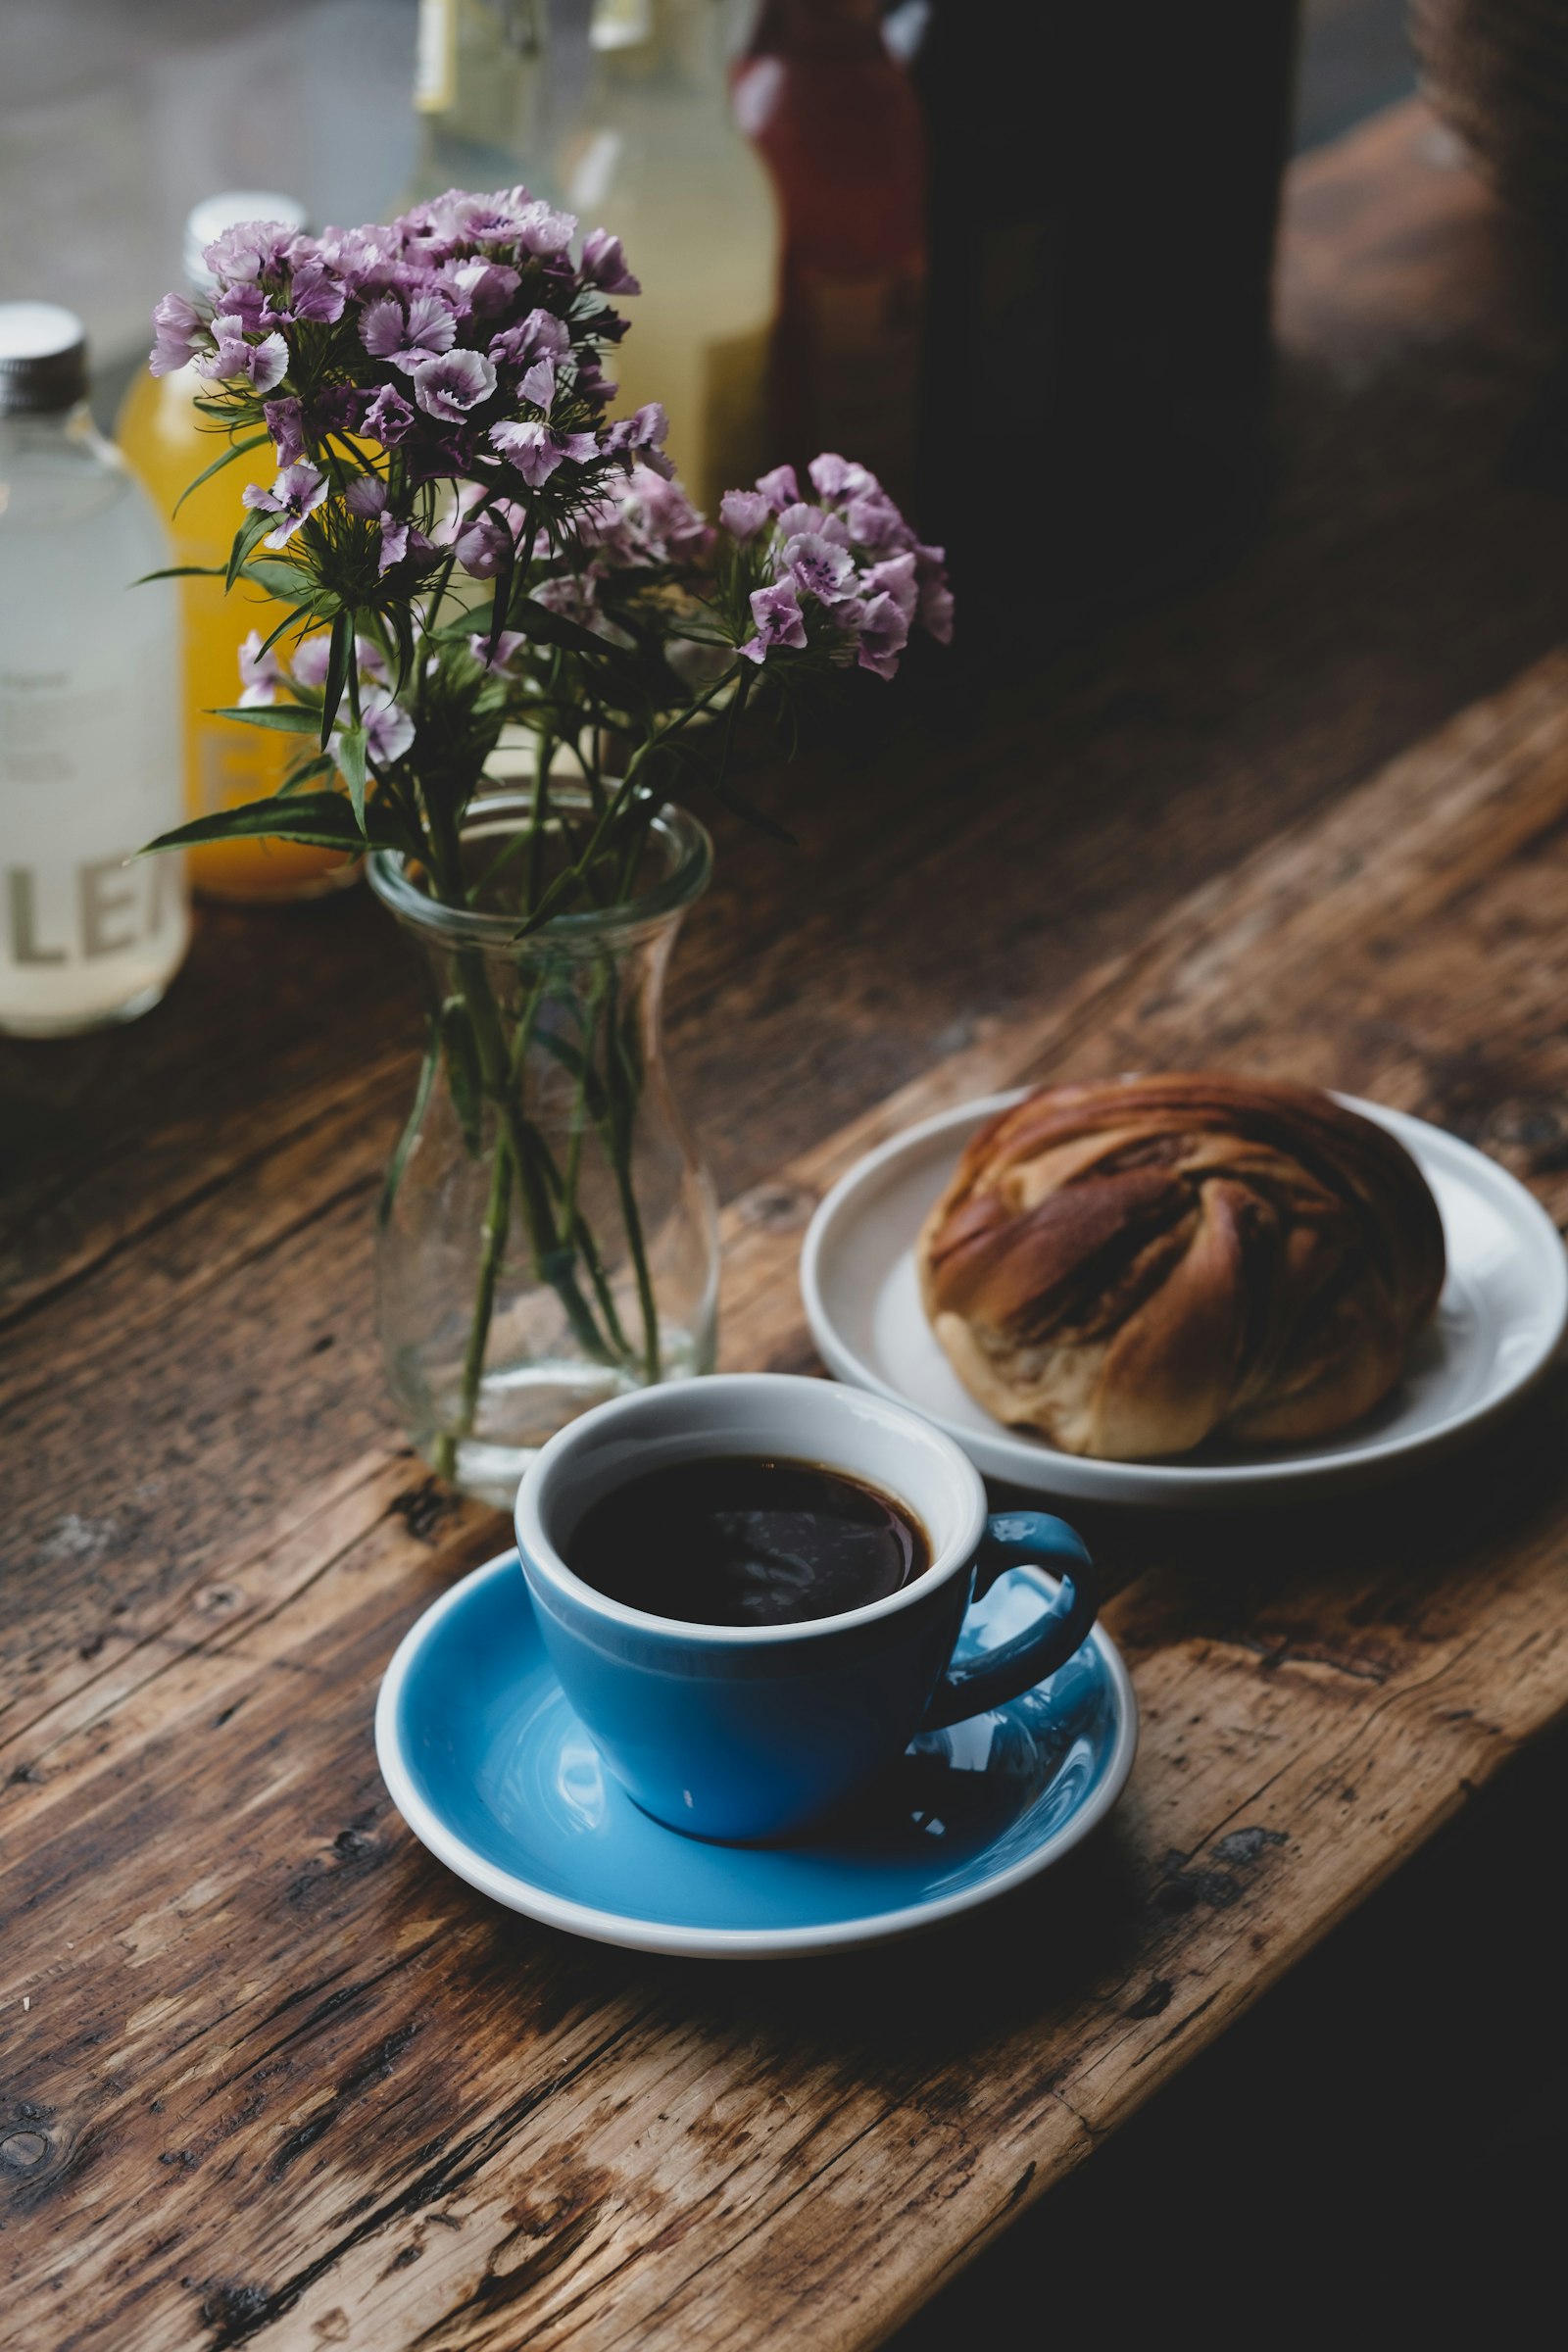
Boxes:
[0,304,188,1036]
[407,0,553,205]
[116,192,360,904]
[558,0,779,516]
[733,0,926,507]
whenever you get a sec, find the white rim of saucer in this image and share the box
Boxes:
[799,1088,1568,1499]
[373,1548,1141,1959]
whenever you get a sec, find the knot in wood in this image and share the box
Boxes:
[194,1585,245,1617]
[0,2131,50,2169]
[734,1181,817,1234]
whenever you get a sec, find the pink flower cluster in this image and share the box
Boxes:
[149,187,663,526]
[720,456,953,681]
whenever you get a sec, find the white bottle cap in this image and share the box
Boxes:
[183,192,311,294]
[0,301,88,415]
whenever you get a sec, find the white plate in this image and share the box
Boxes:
[801,1092,1568,1507]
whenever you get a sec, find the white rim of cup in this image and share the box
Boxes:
[513,1371,991,1648]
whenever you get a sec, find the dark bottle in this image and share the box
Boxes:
[733,0,927,506]
[913,0,1300,606]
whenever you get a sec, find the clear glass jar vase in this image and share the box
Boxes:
[369,791,719,1507]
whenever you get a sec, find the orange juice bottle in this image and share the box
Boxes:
[116,192,359,904]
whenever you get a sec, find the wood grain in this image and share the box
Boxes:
[4,98,1568,2352]
[4,632,1568,2352]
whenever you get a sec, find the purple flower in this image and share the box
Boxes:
[314,222,403,296]
[808,452,877,504]
[290,633,332,689]
[846,486,913,554]
[264,395,306,466]
[411,347,497,420]
[580,227,640,295]
[489,417,597,487]
[741,580,808,663]
[514,199,576,256]
[718,488,771,542]
[576,356,618,408]
[285,258,346,324]
[603,402,672,478]
[444,493,534,578]
[361,291,457,372]
[774,500,850,548]
[237,628,284,706]
[356,690,415,767]
[786,531,858,605]
[203,218,297,286]
[212,281,278,333]
[489,309,570,372]
[854,590,909,681]
[148,290,207,378]
[363,382,416,447]
[755,464,800,513]
[345,472,429,573]
[199,315,288,394]
[860,550,918,621]
[519,357,557,410]
[241,461,328,548]
[580,466,710,568]
[441,258,522,318]
[467,628,528,672]
[345,474,390,518]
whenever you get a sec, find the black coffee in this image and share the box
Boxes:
[566,1455,930,1628]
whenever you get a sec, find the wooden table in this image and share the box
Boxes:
[5,101,1568,2348]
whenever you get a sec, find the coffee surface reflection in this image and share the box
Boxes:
[567,1455,930,1628]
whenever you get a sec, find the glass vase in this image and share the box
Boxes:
[369,791,718,1507]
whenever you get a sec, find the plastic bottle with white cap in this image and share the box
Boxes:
[116,191,359,905]
[0,301,188,1036]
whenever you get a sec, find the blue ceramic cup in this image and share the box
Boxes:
[514,1373,1100,1843]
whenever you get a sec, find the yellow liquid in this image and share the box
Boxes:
[560,1,779,518]
[115,365,358,902]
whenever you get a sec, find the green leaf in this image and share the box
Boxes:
[134,564,226,583]
[251,604,311,664]
[172,430,271,517]
[138,791,407,858]
[225,506,273,592]
[439,999,484,1157]
[241,558,327,608]
[320,608,354,747]
[390,602,416,695]
[281,752,339,793]
[206,703,321,733]
[336,721,368,835]
[510,596,619,664]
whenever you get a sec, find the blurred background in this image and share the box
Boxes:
[1,0,1413,434]
[0,0,1441,1022]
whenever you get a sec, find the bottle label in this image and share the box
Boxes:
[416,0,457,112]
[0,655,187,1023]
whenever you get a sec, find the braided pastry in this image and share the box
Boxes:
[916,1075,1446,1458]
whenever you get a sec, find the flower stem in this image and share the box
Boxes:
[432,1128,514,1483]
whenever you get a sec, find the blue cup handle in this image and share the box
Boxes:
[918,1512,1099,1732]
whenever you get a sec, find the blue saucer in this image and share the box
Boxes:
[375,1550,1139,1957]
